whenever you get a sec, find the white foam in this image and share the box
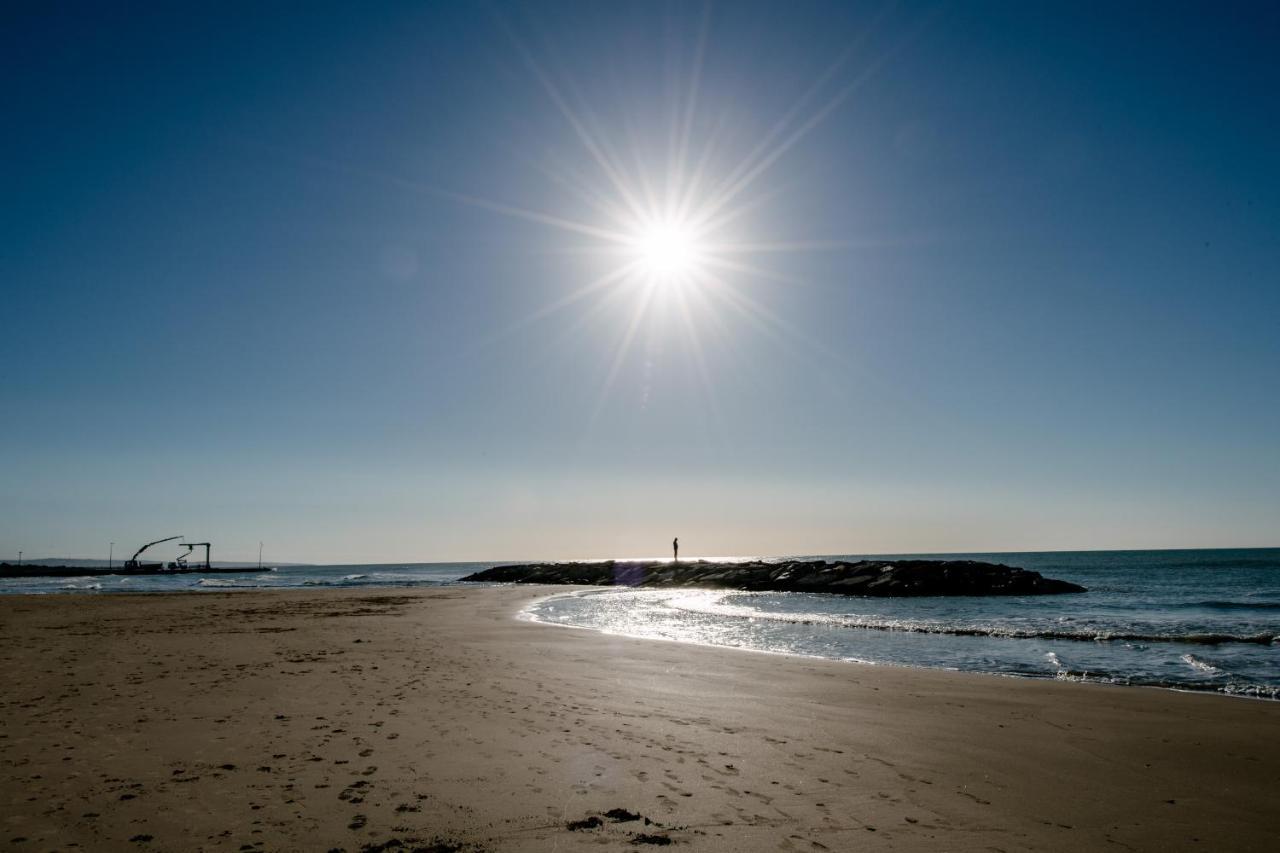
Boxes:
[1181,653,1223,676]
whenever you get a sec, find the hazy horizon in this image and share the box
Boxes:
[9,542,1280,570]
[5,2,1278,565]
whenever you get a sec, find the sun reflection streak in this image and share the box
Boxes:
[589,281,659,426]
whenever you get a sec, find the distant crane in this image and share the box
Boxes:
[122,535,182,571]
[170,542,211,571]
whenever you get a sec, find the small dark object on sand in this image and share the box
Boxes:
[358,839,467,853]
[632,833,673,846]
[605,808,644,823]
[567,816,603,831]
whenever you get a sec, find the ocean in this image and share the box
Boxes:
[6,548,1278,699]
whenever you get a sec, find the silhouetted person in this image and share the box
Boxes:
[673,537,679,562]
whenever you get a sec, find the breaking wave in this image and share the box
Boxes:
[1177,600,1280,611]
[665,593,1279,646]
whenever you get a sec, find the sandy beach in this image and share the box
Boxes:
[1,586,1276,852]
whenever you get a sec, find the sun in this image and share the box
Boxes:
[628,218,705,283]
[443,5,870,410]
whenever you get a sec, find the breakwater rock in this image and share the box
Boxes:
[461,559,1086,597]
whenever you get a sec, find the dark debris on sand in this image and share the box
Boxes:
[570,807,662,833]
[632,833,674,846]
[331,837,474,853]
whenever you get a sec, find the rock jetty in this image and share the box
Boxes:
[461,559,1086,597]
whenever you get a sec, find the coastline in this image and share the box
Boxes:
[2,586,1276,851]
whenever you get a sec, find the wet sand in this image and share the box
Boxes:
[1,586,1276,851]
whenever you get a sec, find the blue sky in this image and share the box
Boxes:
[3,2,1278,563]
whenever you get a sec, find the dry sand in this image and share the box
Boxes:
[1,586,1276,852]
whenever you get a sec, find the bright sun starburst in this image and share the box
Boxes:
[433,6,890,420]
[629,218,705,283]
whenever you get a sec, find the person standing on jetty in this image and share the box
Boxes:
[673,537,679,562]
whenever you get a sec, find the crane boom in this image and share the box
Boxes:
[180,542,211,571]
[126,535,183,566]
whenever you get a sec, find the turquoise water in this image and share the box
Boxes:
[5,548,1278,698]
[525,549,1280,699]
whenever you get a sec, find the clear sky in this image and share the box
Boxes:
[3,2,1278,563]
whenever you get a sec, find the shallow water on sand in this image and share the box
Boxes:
[525,549,1280,699]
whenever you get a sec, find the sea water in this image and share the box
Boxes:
[6,549,1277,699]
[0,562,478,595]
[525,549,1280,699]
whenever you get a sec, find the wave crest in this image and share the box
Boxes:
[664,593,1278,646]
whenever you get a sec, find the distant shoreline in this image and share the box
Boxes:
[0,562,268,579]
